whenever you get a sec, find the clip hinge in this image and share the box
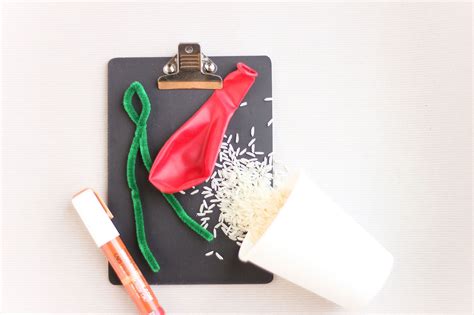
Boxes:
[157,43,223,90]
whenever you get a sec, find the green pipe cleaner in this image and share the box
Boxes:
[123,81,213,272]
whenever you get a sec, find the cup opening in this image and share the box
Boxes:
[239,171,300,261]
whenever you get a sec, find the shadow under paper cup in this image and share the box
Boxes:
[239,171,393,309]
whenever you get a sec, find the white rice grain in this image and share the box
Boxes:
[198,125,285,246]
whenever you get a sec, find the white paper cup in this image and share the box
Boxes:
[239,171,393,309]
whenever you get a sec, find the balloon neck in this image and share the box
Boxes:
[220,63,258,107]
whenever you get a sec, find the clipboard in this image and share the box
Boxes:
[107,50,273,284]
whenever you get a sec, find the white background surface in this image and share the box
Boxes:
[1,1,472,314]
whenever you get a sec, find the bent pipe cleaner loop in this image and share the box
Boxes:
[123,81,213,272]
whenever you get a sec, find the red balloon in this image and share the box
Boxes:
[149,63,258,193]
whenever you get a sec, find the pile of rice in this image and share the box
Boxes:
[184,103,291,251]
[194,130,291,244]
[216,156,291,243]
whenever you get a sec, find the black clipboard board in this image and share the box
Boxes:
[108,56,273,284]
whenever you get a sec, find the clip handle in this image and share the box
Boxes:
[158,43,222,90]
[178,43,201,71]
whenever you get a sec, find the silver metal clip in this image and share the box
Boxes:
[157,43,223,90]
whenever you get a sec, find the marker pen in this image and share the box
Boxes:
[72,189,165,315]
